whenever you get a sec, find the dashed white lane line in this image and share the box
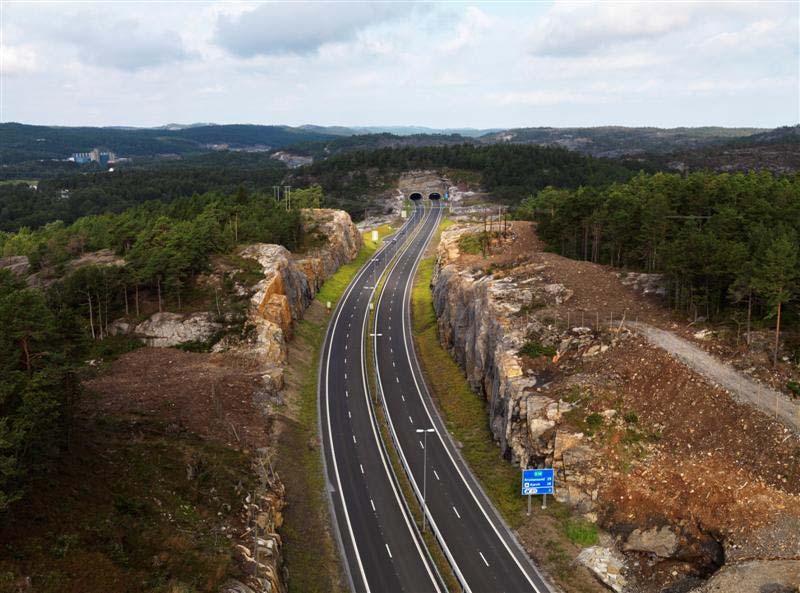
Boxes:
[348,411,351,419]
[352,435,357,444]
[345,390,349,398]
[370,499,376,512]
[408,415,413,424]
[396,377,400,383]
[344,358,347,364]
[385,544,393,559]
[401,395,405,402]
[419,440,424,450]
[479,551,490,567]
[344,373,348,380]
[433,470,440,481]
[453,506,461,519]
[392,361,396,367]
[360,464,364,475]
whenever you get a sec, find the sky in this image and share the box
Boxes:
[1,0,798,129]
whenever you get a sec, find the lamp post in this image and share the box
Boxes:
[416,428,436,532]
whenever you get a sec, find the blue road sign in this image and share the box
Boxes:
[522,468,554,495]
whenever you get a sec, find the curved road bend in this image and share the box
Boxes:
[374,201,554,593]
[319,202,444,593]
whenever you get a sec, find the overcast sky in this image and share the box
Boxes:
[1,1,798,129]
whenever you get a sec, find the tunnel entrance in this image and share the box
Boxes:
[409,192,423,201]
[428,192,441,200]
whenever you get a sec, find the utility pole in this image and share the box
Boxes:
[416,428,436,532]
[283,185,292,211]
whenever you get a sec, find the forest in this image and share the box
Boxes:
[518,171,800,361]
[0,155,288,231]
[0,185,323,509]
[295,143,647,212]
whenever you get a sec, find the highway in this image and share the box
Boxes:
[373,201,554,592]
[319,202,444,593]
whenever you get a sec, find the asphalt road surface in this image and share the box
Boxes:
[319,203,444,593]
[373,202,553,593]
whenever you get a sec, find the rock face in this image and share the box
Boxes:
[134,312,223,347]
[690,560,800,593]
[0,255,31,277]
[432,225,605,471]
[238,209,362,368]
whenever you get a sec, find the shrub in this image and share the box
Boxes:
[623,411,639,424]
[519,340,556,358]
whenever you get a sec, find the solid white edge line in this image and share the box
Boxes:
[399,207,546,592]
[357,204,443,592]
[372,204,473,593]
[322,208,419,593]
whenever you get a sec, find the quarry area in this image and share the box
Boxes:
[431,216,800,593]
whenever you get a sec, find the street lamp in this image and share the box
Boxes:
[416,427,436,532]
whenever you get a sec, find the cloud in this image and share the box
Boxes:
[215,2,417,57]
[488,90,597,106]
[529,1,694,56]
[57,18,190,71]
[1,44,39,76]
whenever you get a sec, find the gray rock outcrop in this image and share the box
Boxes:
[134,312,222,347]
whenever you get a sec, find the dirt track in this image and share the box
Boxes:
[633,323,800,432]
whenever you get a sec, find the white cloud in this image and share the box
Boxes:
[215,2,418,57]
[1,44,38,76]
[0,1,797,128]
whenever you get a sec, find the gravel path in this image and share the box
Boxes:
[632,323,800,433]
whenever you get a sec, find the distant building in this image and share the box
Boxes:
[71,148,117,165]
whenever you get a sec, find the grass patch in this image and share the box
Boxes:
[315,224,393,307]
[564,519,599,546]
[519,340,557,358]
[412,245,526,526]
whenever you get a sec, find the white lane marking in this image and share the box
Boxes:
[408,415,414,424]
[370,499,376,512]
[352,435,357,444]
[354,211,443,592]
[419,440,424,449]
[345,344,348,351]
[348,411,352,419]
[479,551,489,567]
[386,544,393,559]
[401,395,405,402]
[359,464,364,475]
[345,390,349,398]
[433,470,440,481]
[344,373,347,380]
[396,377,400,383]
[392,361,396,367]
[453,506,461,519]
[344,358,347,364]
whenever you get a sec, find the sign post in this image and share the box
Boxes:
[522,468,554,513]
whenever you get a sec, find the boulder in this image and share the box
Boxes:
[624,526,679,558]
[577,546,627,592]
[134,312,222,347]
[0,255,30,277]
[689,560,800,593]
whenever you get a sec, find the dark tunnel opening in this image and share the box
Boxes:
[428,192,441,200]
[409,192,423,201]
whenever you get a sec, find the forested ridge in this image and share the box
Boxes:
[518,171,800,361]
[0,155,288,231]
[0,185,324,509]
[295,143,645,211]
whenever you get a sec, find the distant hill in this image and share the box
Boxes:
[479,126,767,157]
[657,125,800,174]
[0,123,340,163]
[348,126,501,138]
